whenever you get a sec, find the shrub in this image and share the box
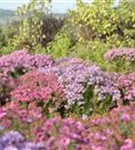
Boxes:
[70,40,108,68]
[13,0,65,53]
[46,27,75,59]
[11,71,65,115]
[41,59,121,116]
[70,0,135,46]
[0,50,54,75]
[47,0,135,72]
[112,72,135,101]
[13,0,50,51]
[0,22,19,55]
[104,48,135,72]
[41,14,65,48]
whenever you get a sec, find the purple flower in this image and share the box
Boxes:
[104,48,135,62]
[0,50,55,75]
[120,139,135,150]
[40,61,121,109]
[0,130,47,150]
[0,131,25,145]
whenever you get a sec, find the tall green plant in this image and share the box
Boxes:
[46,27,74,58]
[0,23,18,55]
[13,0,51,51]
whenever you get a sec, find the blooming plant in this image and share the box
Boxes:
[105,48,135,62]
[112,72,135,101]
[33,103,135,149]
[41,59,121,116]
[11,70,65,116]
[0,50,55,76]
[0,130,46,150]
[104,48,135,72]
[1,103,135,150]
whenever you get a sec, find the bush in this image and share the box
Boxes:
[104,48,135,72]
[47,0,135,72]
[11,71,65,116]
[0,22,19,55]
[112,72,135,101]
[12,0,65,53]
[0,50,54,76]
[41,14,65,47]
[42,59,121,116]
[46,26,75,58]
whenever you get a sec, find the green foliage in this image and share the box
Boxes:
[0,45,16,56]
[70,0,135,45]
[13,0,51,51]
[0,24,18,55]
[46,27,74,58]
[47,0,135,72]
[76,86,115,117]
[0,27,6,48]
[0,1,65,55]
[71,40,108,68]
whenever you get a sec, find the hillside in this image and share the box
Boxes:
[0,9,15,19]
[0,9,16,25]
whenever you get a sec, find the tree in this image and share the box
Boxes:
[14,0,51,51]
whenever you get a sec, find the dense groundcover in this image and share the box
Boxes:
[0,50,135,149]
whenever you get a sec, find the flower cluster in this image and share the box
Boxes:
[112,72,135,101]
[41,60,121,109]
[1,101,135,149]
[0,102,44,131]
[4,101,43,124]
[104,48,135,62]
[0,50,55,74]
[33,103,135,150]
[0,130,46,150]
[35,117,90,149]
[11,70,65,108]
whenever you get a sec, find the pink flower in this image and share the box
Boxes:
[120,113,131,122]
[59,136,70,147]
[11,71,65,105]
[0,108,7,119]
[120,139,135,150]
